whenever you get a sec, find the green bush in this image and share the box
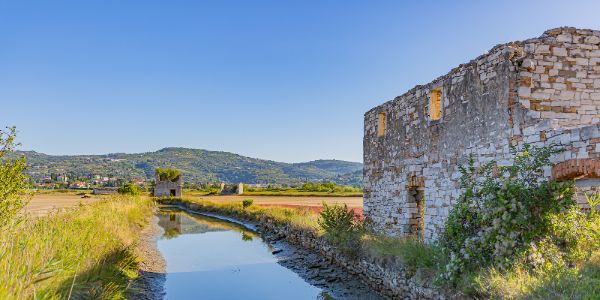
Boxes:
[242,199,253,209]
[155,167,181,182]
[439,145,600,291]
[117,183,141,196]
[318,203,363,256]
[299,182,362,194]
[0,126,29,227]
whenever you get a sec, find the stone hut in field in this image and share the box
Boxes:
[219,182,245,195]
[153,168,182,197]
[363,27,600,242]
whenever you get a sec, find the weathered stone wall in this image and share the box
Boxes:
[364,27,600,242]
[154,176,182,197]
[517,28,600,127]
[364,44,520,242]
[512,27,600,208]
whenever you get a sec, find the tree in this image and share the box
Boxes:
[0,127,29,226]
[117,183,141,196]
[155,167,181,182]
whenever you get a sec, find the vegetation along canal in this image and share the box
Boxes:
[156,207,385,300]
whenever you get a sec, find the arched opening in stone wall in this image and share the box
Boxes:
[407,188,425,240]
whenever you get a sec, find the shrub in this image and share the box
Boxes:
[0,126,29,227]
[439,145,600,293]
[586,192,600,217]
[117,183,141,196]
[242,199,253,209]
[318,203,363,256]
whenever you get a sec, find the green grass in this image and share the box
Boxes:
[471,251,600,299]
[0,195,153,299]
[363,235,443,273]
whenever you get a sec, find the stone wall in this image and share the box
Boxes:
[364,27,600,243]
[517,28,600,127]
[154,176,182,197]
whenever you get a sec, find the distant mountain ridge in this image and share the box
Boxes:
[19,147,363,186]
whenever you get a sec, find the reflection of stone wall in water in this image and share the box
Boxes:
[154,174,183,197]
[364,27,600,242]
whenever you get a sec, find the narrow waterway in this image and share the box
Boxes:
[156,207,385,300]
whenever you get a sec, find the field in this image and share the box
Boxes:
[24,190,364,217]
[241,190,363,197]
[184,193,363,212]
[24,190,108,216]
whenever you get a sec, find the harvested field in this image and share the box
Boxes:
[24,192,106,216]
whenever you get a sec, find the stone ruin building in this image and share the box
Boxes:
[363,27,600,243]
[219,182,245,195]
[154,173,182,197]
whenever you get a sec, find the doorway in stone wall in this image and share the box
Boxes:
[407,188,425,240]
[170,189,176,196]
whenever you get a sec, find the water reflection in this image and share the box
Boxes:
[156,208,327,300]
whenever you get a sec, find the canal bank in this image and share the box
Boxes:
[158,198,447,299]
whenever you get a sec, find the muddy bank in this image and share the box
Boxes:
[159,199,447,299]
[128,214,166,300]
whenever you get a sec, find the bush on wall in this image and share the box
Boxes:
[439,145,600,288]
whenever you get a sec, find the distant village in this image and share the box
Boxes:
[28,172,145,190]
[25,170,288,191]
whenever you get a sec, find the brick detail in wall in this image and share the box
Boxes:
[552,159,600,180]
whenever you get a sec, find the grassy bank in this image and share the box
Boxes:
[0,195,153,299]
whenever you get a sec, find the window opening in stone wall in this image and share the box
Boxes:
[407,189,425,240]
[429,88,442,121]
[170,189,176,196]
[378,112,386,136]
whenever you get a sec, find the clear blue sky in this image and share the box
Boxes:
[1,1,599,163]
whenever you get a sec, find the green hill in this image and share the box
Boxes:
[19,147,363,186]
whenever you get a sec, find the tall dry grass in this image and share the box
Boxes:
[0,195,153,299]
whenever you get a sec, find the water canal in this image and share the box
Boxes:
[155,207,385,300]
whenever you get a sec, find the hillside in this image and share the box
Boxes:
[19,147,363,186]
